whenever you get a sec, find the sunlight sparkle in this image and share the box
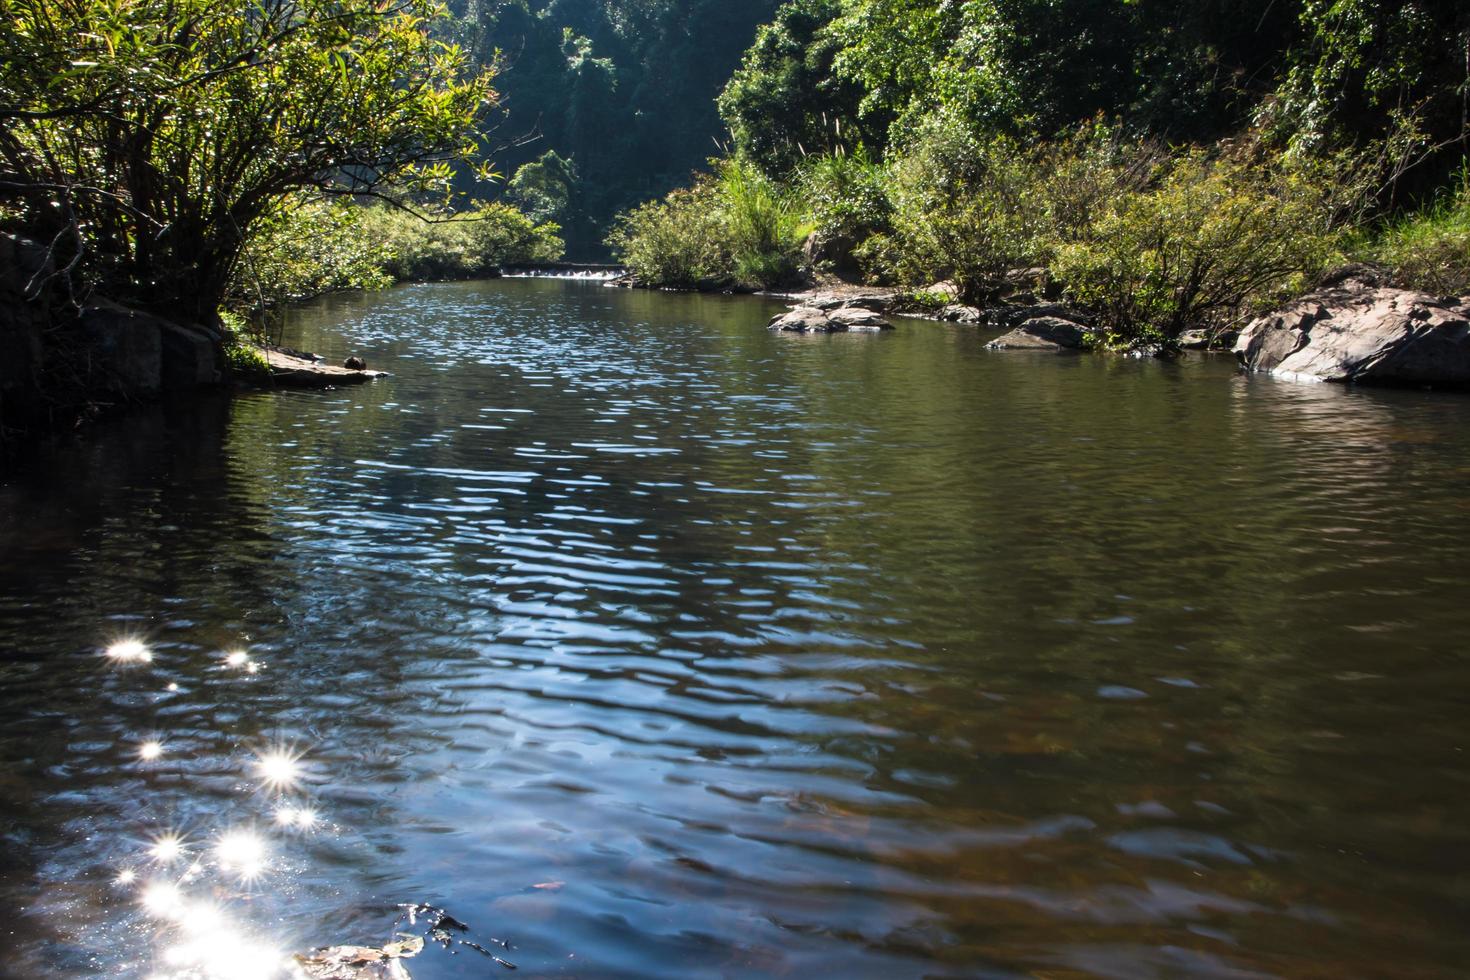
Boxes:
[274,804,320,830]
[149,833,185,864]
[105,639,152,663]
[254,747,303,792]
[214,829,267,882]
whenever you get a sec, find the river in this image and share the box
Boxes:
[2,278,1468,978]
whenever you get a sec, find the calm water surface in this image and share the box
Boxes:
[2,279,1469,978]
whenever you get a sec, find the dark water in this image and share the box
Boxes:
[3,278,1469,979]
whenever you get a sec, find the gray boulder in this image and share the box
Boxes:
[827,307,893,331]
[939,304,983,323]
[769,307,842,333]
[77,300,164,397]
[987,316,1092,350]
[160,321,223,388]
[77,300,225,397]
[1234,274,1470,386]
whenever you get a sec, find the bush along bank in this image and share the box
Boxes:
[609,123,1356,341]
[607,120,1470,385]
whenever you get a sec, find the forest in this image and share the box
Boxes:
[2,0,1469,447]
[612,0,1470,346]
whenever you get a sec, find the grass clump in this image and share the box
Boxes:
[219,311,272,383]
[1372,170,1470,296]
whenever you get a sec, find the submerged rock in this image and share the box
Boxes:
[987,316,1092,350]
[1235,270,1470,386]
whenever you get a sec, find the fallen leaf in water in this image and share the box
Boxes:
[382,935,424,958]
[294,945,412,979]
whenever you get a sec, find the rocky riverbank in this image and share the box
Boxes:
[0,233,382,464]
[758,267,1470,389]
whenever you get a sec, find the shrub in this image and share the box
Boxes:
[232,199,393,312]
[357,204,564,282]
[878,112,1047,300]
[231,198,564,314]
[607,178,732,288]
[1051,150,1344,344]
[796,147,892,266]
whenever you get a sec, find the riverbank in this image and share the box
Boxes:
[643,265,1470,390]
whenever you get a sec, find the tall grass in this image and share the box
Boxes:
[1372,168,1470,296]
[718,158,812,288]
[607,158,810,290]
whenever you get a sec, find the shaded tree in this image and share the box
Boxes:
[0,0,496,321]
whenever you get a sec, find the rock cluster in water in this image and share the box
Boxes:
[768,292,895,333]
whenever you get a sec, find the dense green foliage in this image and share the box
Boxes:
[451,0,783,254]
[1052,151,1346,341]
[717,0,872,177]
[0,0,497,321]
[719,0,1309,173]
[612,0,1469,346]
[233,199,563,312]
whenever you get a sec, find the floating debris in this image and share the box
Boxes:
[395,903,517,970]
[293,944,414,979]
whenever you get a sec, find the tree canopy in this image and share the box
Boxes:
[450,0,782,254]
[717,0,1468,185]
[0,0,496,320]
